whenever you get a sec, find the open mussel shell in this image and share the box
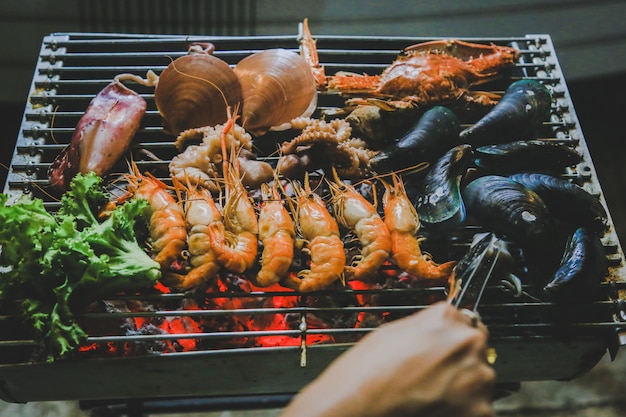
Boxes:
[154,54,243,135]
[474,139,583,174]
[461,175,554,246]
[508,173,609,234]
[543,227,607,302]
[415,144,473,230]
[234,48,317,136]
[459,79,553,146]
[370,106,461,173]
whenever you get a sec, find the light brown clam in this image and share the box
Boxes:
[234,48,317,136]
[154,53,243,135]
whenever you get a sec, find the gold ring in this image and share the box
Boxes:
[460,308,481,327]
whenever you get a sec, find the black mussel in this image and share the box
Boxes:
[462,175,554,246]
[459,79,553,146]
[474,140,582,174]
[543,227,607,302]
[415,144,473,230]
[509,173,609,234]
[370,106,461,173]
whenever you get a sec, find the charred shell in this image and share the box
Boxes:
[459,79,553,146]
[543,227,607,301]
[369,106,461,173]
[461,175,553,246]
[154,53,243,136]
[508,173,608,234]
[415,144,473,230]
[474,140,582,174]
[234,48,318,136]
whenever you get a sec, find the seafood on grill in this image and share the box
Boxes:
[256,182,297,287]
[415,144,473,230]
[461,175,554,246]
[153,43,243,136]
[328,168,391,282]
[473,139,583,174]
[544,227,607,301]
[369,106,462,173]
[169,121,273,192]
[123,163,187,270]
[301,26,519,110]
[48,74,148,193]
[276,117,377,179]
[234,48,318,136]
[162,178,223,290]
[459,79,553,146]
[509,173,608,234]
[382,173,457,284]
[282,173,346,292]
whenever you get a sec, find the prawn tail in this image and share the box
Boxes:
[161,262,221,290]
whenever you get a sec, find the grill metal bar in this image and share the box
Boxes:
[1,31,625,404]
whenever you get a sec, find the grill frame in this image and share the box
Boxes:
[1,30,626,404]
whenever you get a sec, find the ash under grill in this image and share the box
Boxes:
[1,31,626,405]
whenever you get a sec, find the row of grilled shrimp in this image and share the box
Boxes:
[124,159,456,292]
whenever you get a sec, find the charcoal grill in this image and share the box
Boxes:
[2,27,626,410]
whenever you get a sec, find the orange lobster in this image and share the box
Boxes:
[300,19,520,110]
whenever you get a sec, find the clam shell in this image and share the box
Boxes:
[234,49,317,136]
[155,54,243,135]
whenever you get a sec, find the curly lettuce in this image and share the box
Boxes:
[0,172,161,361]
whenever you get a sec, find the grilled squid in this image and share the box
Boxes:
[48,74,148,192]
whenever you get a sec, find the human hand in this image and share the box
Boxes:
[280,301,495,417]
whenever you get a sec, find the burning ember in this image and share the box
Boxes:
[76,270,444,359]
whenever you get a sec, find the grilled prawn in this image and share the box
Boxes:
[162,179,223,290]
[283,173,346,292]
[382,173,456,284]
[124,164,187,270]
[256,182,296,287]
[207,117,259,274]
[328,168,391,282]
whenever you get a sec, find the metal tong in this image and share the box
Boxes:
[447,232,509,364]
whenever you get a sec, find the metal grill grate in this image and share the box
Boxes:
[1,30,626,404]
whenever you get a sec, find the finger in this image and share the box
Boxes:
[445,351,496,417]
[458,308,489,334]
[459,308,480,327]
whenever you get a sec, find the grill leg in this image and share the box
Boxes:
[81,400,147,417]
[81,394,293,415]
